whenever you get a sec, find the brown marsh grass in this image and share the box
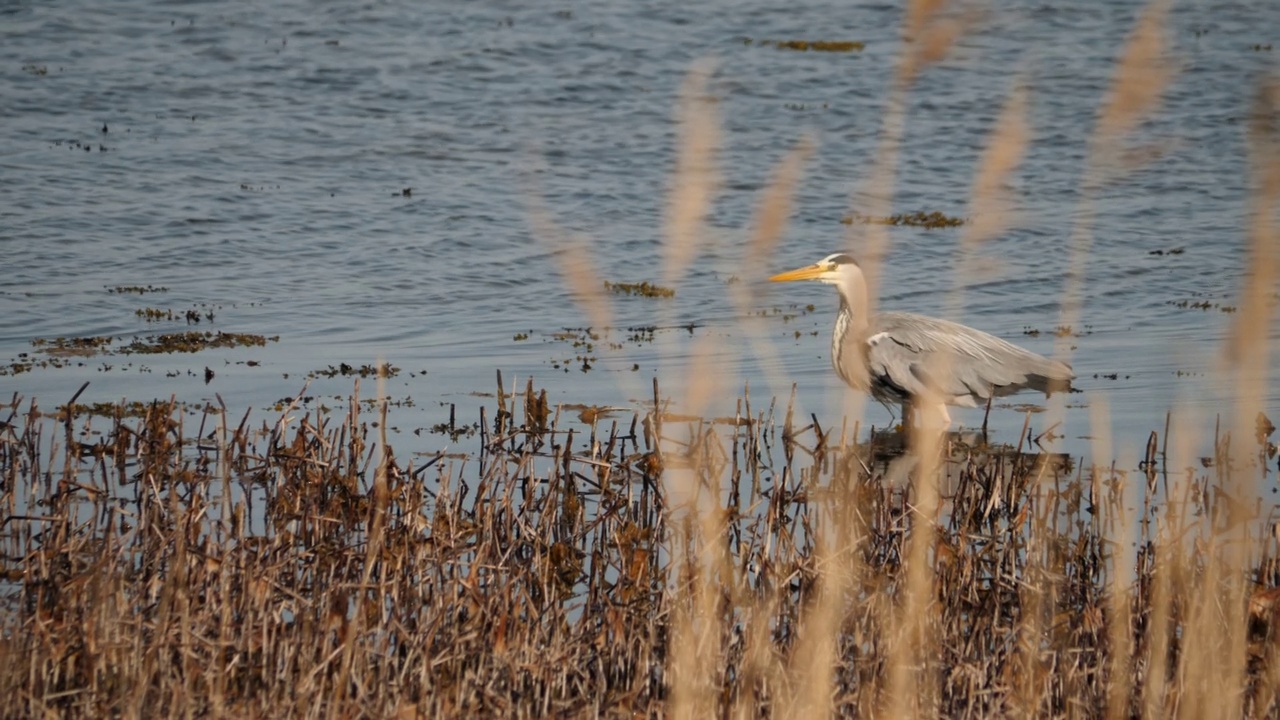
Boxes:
[2,380,1277,718]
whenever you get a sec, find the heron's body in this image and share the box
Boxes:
[771,253,1074,427]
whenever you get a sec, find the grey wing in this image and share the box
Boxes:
[868,312,1074,406]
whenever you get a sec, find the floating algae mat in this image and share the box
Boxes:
[746,38,866,53]
[118,330,277,354]
[840,209,967,228]
[603,280,675,298]
[3,332,279,376]
[2,381,1278,716]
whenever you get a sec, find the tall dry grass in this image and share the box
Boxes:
[3,384,1274,717]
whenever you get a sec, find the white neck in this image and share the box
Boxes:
[832,266,869,331]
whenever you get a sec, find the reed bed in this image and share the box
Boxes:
[0,383,1277,718]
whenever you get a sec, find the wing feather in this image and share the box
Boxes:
[864,312,1073,405]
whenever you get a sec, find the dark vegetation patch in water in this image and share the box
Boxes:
[1021,325,1093,338]
[107,285,168,295]
[1170,298,1238,313]
[118,331,277,354]
[840,210,967,228]
[10,332,278,372]
[135,306,218,323]
[31,335,115,356]
[745,38,866,53]
[306,362,400,380]
[603,280,675,298]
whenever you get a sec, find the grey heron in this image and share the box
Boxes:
[769,253,1074,428]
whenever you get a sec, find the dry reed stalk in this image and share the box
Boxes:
[660,60,731,720]
[1227,78,1280,718]
[1091,396,1138,720]
[1058,0,1173,357]
[846,0,960,320]
[875,43,1030,720]
[784,457,868,719]
[1140,517,1178,718]
[525,156,658,405]
[1226,80,1280,403]
[745,136,813,274]
[948,81,1030,319]
[664,60,721,290]
[721,133,829,712]
[523,175,614,344]
[3,385,1276,716]
[882,421,945,719]
[1093,0,1175,164]
[735,139,818,429]
[1162,77,1280,720]
[1034,8,1171,712]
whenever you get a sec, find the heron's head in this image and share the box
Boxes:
[768,253,861,286]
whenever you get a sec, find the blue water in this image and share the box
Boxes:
[2,0,1278,470]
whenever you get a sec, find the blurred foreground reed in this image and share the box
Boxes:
[1,384,1277,718]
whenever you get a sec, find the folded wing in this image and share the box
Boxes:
[864,312,1074,407]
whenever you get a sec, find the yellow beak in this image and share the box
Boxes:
[768,263,827,283]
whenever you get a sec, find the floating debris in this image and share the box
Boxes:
[31,335,115,357]
[1256,412,1276,448]
[306,362,400,379]
[561,403,623,424]
[1,357,71,375]
[603,281,675,298]
[119,331,276,354]
[1023,325,1091,338]
[748,38,865,53]
[108,285,169,294]
[428,420,479,441]
[1169,298,1238,313]
[1092,372,1130,380]
[61,400,161,419]
[135,307,211,324]
[840,210,966,228]
[627,326,656,343]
